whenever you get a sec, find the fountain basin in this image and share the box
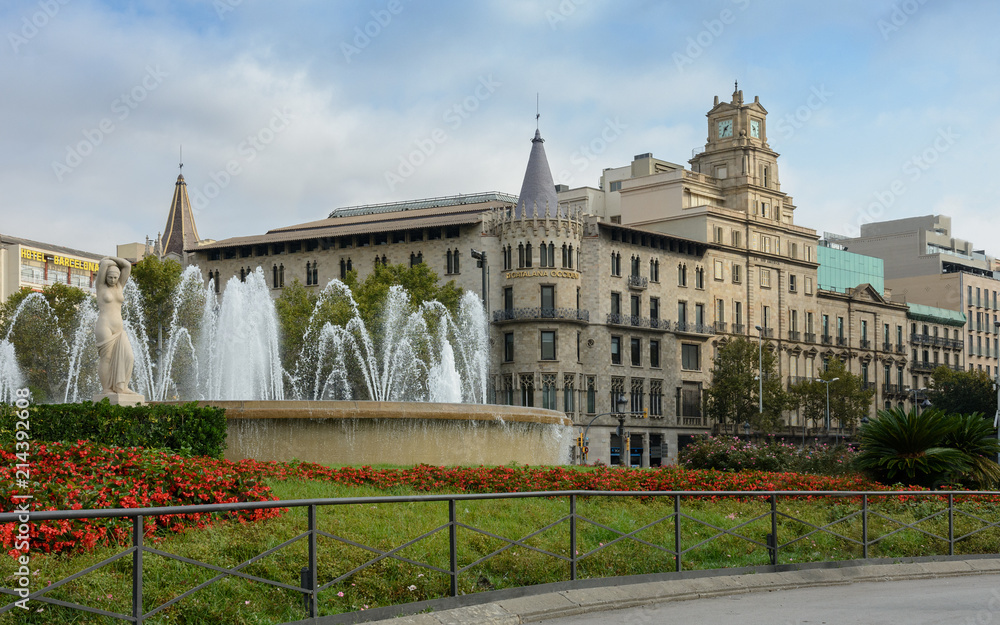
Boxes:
[159,400,572,466]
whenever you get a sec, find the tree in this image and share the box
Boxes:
[926,367,996,417]
[855,407,969,487]
[350,262,462,327]
[274,280,317,371]
[704,336,789,434]
[0,283,90,402]
[129,255,183,357]
[789,359,874,434]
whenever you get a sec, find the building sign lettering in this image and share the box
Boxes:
[505,269,580,280]
[20,247,99,272]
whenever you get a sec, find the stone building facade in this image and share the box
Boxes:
[183,87,947,464]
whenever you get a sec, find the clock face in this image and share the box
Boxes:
[717,119,733,138]
[750,119,760,139]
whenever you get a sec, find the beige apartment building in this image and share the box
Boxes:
[182,86,937,463]
[840,215,1000,377]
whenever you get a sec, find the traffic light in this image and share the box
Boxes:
[642,409,648,419]
[576,434,584,448]
[615,419,624,438]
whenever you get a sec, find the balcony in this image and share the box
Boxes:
[731,323,745,335]
[607,313,669,330]
[895,344,906,354]
[674,321,716,336]
[821,334,833,345]
[714,321,728,333]
[627,274,648,290]
[862,381,876,391]
[836,336,848,347]
[805,332,817,343]
[494,308,590,323]
[860,339,871,349]
[787,375,813,387]
[882,342,892,352]
[760,327,774,339]
[910,360,939,373]
[788,330,801,342]
[882,383,909,397]
[681,416,707,427]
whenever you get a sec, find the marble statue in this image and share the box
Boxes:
[93,256,143,405]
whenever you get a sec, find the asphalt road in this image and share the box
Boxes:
[530,574,1000,625]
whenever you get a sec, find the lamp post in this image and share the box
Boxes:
[995,321,1000,465]
[470,249,488,316]
[754,325,764,415]
[912,387,927,414]
[817,377,840,441]
[580,394,630,466]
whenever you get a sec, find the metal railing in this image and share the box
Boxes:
[674,321,716,335]
[836,336,848,347]
[788,330,801,342]
[821,334,832,345]
[606,313,669,330]
[804,332,817,343]
[493,308,590,323]
[732,323,746,335]
[3,491,998,623]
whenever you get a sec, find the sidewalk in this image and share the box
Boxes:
[358,558,1000,625]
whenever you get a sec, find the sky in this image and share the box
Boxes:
[2,0,998,256]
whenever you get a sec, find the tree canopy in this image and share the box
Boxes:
[129,255,183,354]
[788,358,875,433]
[926,366,996,418]
[703,336,789,434]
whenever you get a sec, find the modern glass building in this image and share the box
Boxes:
[817,244,885,295]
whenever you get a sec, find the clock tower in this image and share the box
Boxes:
[691,84,792,223]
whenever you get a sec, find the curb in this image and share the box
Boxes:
[360,558,1000,625]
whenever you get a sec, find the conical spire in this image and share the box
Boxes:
[515,129,558,219]
[160,173,201,259]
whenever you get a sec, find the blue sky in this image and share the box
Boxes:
[2,0,998,256]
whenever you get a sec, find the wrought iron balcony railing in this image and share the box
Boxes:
[494,308,590,323]
[804,332,817,343]
[674,321,716,335]
[788,330,801,342]
[606,313,670,330]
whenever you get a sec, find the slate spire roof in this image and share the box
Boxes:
[515,129,558,218]
[160,173,200,258]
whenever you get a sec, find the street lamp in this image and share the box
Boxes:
[912,387,927,414]
[580,394,630,466]
[816,377,840,440]
[742,420,751,438]
[470,249,488,315]
[755,325,764,414]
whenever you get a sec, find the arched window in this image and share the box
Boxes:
[548,242,555,267]
[453,249,459,273]
[346,258,352,272]
[525,243,533,268]
[446,249,453,274]
[518,243,525,268]
[214,270,220,293]
[240,267,246,282]
[678,263,687,287]
[540,242,549,268]
[306,261,312,286]
[272,265,278,288]
[631,255,640,277]
[279,264,284,287]
[561,243,568,268]
[312,261,318,286]
[340,258,346,280]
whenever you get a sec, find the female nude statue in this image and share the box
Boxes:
[95,256,137,395]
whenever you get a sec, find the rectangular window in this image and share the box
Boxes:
[837,317,845,339]
[861,320,868,341]
[789,274,796,292]
[630,294,640,318]
[564,377,575,413]
[541,331,556,360]
[735,301,743,326]
[791,309,798,332]
[504,287,513,312]
[611,336,622,365]
[677,301,687,325]
[630,338,641,366]
[611,292,621,316]
[695,303,705,327]
[717,299,725,324]
[714,259,724,280]
[650,340,660,368]
[541,285,555,316]
[731,231,742,248]
[650,297,660,321]
[504,333,514,362]
[762,305,770,329]
[681,344,700,370]
[587,377,596,414]
[733,264,742,283]
[805,277,813,295]
[760,268,771,288]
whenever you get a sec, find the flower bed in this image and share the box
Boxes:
[678,435,858,475]
[0,442,282,557]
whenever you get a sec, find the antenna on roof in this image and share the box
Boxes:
[179,145,183,173]
[536,93,540,130]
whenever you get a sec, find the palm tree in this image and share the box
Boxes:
[855,407,969,487]
[942,413,1000,489]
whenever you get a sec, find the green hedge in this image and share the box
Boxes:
[0,401,227,458]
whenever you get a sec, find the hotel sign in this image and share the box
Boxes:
[504,269,580,280]
[21,247,100,272]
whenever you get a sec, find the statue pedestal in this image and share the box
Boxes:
[92,393,145,407]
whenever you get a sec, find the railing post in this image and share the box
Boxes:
[862,494,868,559]
[674,495,682,573]
[948,493,955,556]
[308,505,317,618]
[769,494,778,566]
[569,494,577,581]
[449,500,458,597]
[132,515,143,625]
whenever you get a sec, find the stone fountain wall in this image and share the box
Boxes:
[158,400,573,466]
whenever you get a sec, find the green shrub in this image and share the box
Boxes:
[0,400,227,458]
[678,436,857,476]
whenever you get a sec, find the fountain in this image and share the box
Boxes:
[3,265,570,465]
[0,338,24,404]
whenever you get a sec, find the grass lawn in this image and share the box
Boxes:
[3,471,999,625]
